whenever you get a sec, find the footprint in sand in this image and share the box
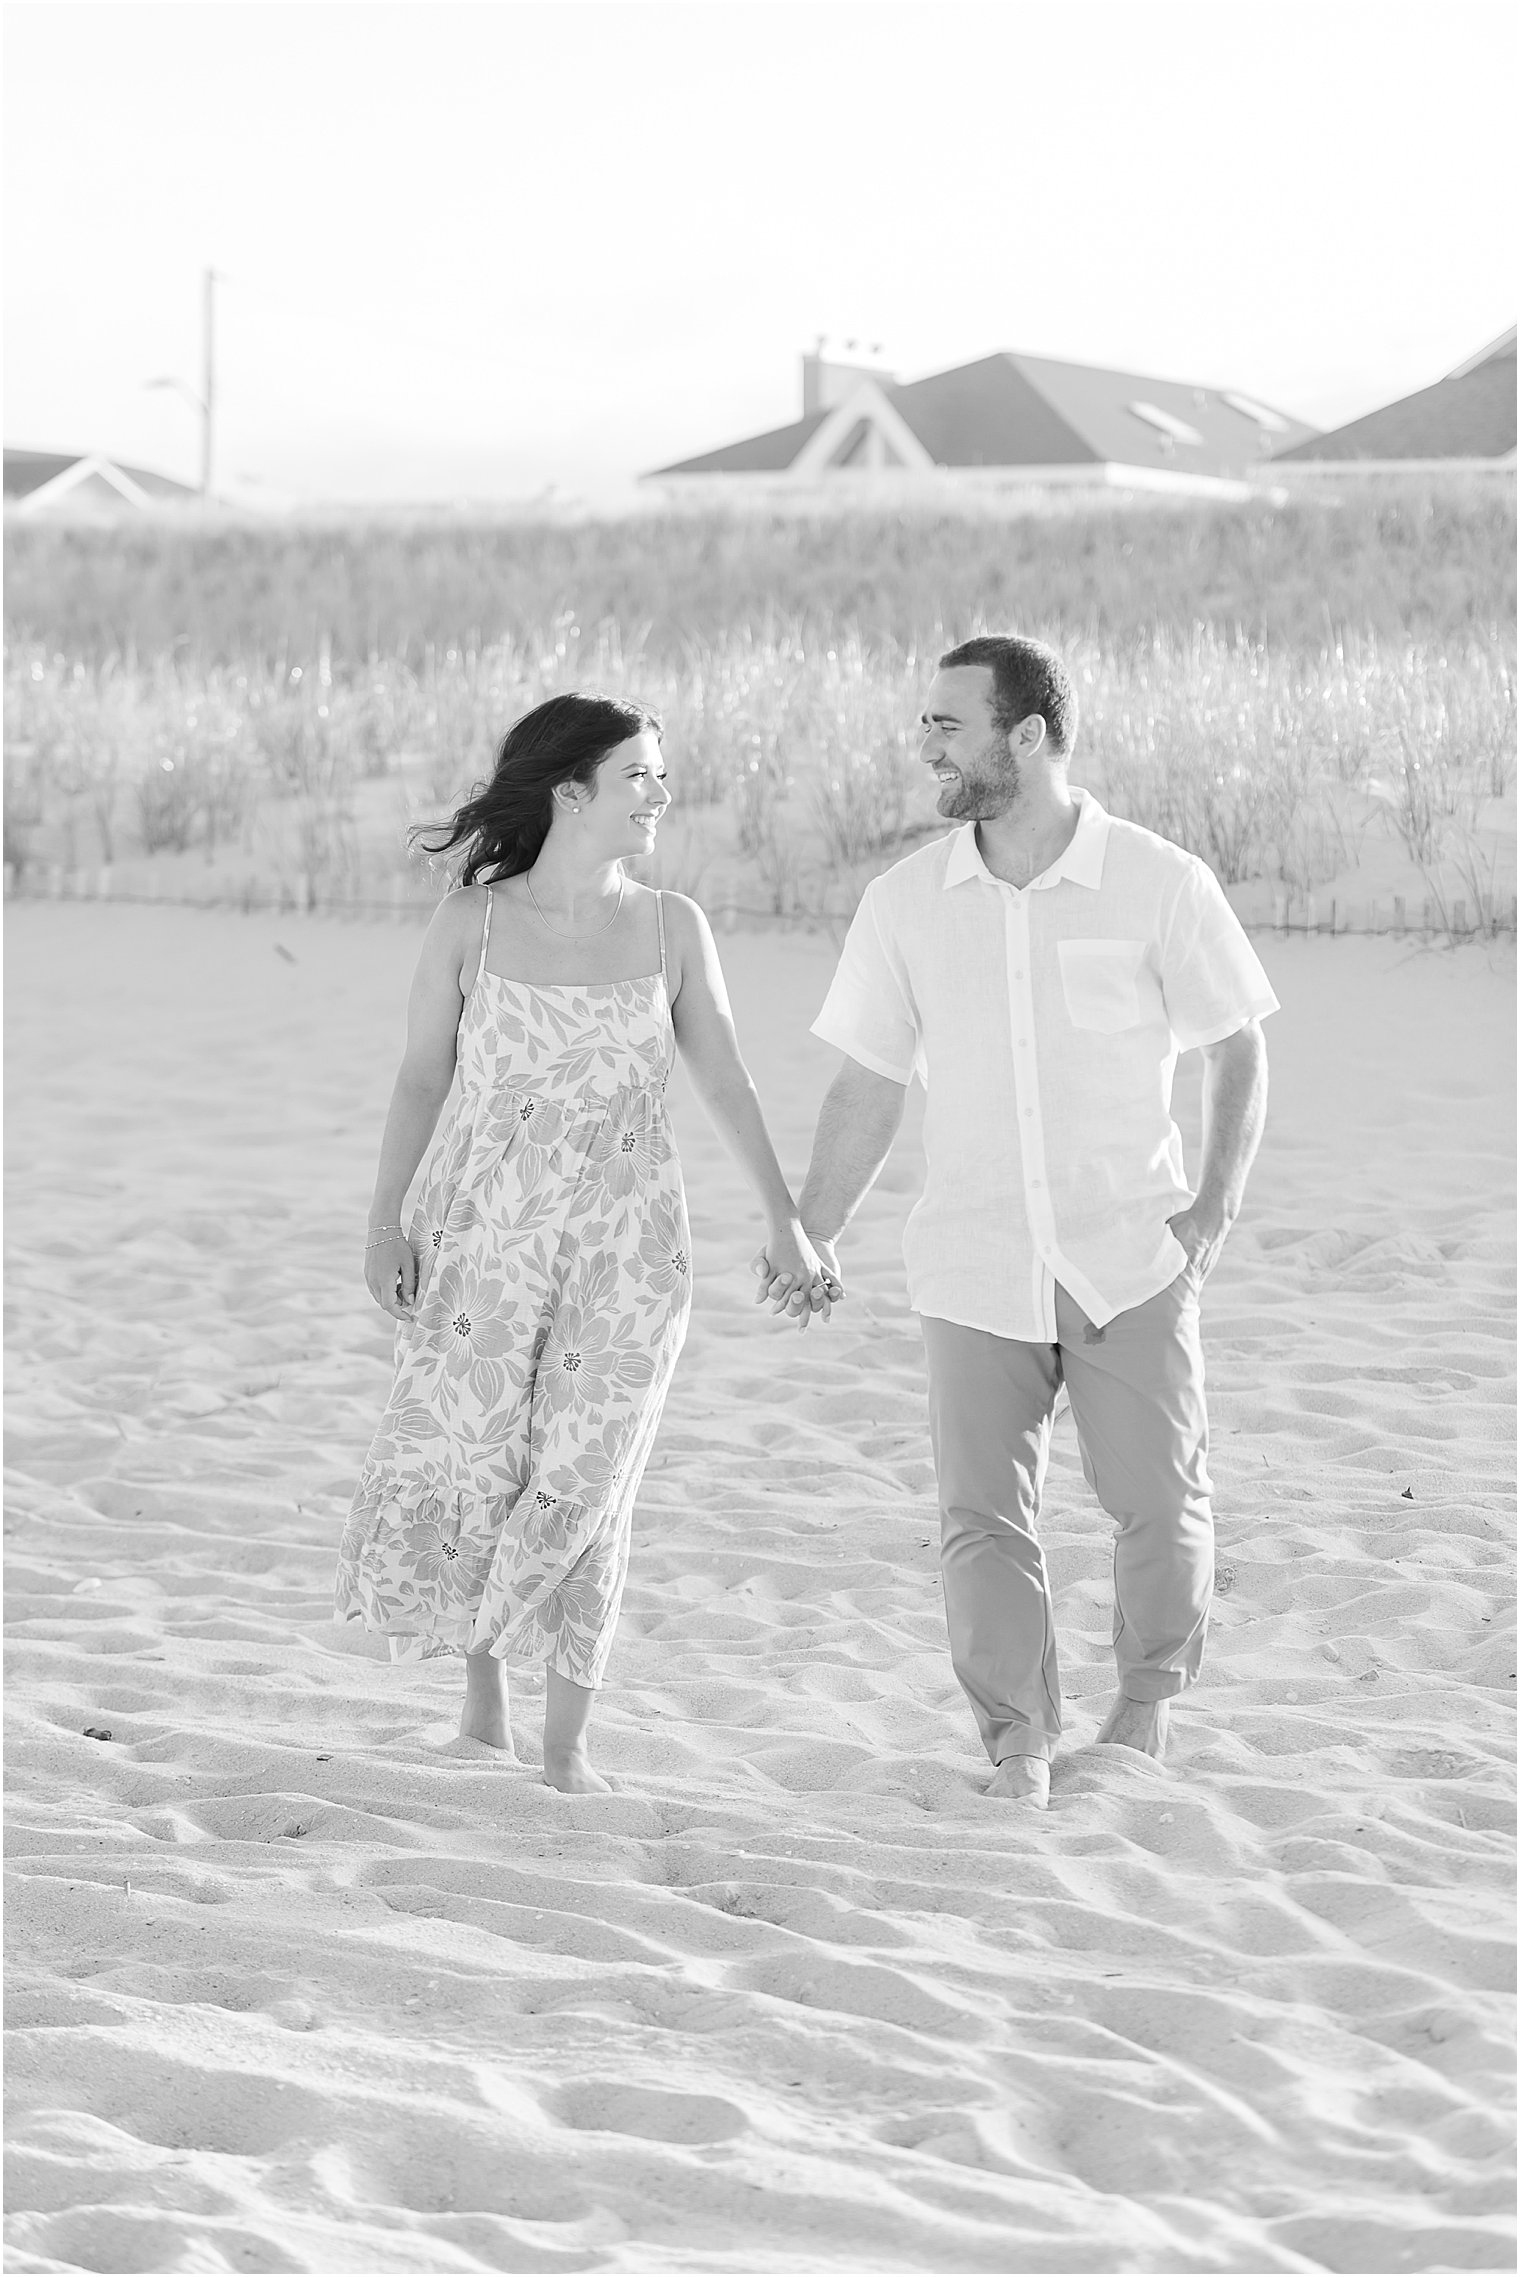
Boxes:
[730,1950,986,2038]
[327,2120,596,2225]
[552,2080,749,2144]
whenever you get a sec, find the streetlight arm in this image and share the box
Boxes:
[144,375,207,414]
[141,266,218,501]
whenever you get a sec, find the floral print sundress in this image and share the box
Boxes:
[334,887,692,1687]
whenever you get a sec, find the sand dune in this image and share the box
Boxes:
[5,903,1514,2274]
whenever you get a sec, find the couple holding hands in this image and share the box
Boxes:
[335,634,1277,1803]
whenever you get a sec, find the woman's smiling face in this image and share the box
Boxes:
[576,729,670,855]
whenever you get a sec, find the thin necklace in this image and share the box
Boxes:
[524,868,625,938]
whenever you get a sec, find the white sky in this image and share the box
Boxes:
[4,0,1515,503]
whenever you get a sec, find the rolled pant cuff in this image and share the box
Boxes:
[1119,1671,1191,1702]
[993,1739,1057,1766]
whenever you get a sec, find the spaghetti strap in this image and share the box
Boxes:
[656,890,668,989]
[474,887,493,993]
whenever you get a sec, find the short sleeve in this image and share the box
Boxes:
[810,878,919,1083]
[1160,861,1280,1051]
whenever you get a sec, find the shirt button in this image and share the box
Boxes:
[1017,1037,1028,1047]
[1031,1179,1043,1189]
[1022,1107,1032,1118]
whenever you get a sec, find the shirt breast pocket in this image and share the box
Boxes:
[1057,938,1151,1033]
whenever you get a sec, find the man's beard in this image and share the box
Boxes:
[936,732,1020,820]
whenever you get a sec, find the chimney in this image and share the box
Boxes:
[802,335,896,417]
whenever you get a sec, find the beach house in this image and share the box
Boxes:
[4,448,199,517]
[644,340,1320,504]
[1271,328,1516,472]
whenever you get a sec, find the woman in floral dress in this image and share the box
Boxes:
[335,693,835,1791]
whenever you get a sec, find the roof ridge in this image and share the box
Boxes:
[1445,325,1516,380]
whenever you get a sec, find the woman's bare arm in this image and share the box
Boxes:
[364,890,479,1320]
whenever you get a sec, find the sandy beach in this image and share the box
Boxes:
[4,900,1514,2275]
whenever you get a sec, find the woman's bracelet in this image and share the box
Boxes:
[365,1224,405,1250]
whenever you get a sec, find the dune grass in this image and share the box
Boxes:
[6,482,1514,664]
[4,488,1515,933]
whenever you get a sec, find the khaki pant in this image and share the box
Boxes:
[920,1271,1213,1766]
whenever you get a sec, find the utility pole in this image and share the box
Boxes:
[144,267,222,503]
[200,267,217,502]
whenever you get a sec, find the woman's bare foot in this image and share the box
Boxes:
[458,1703,516,1753]
[542,1746,612,1795]
[541,1669,607,1792]
[1095,1695,1170,1758]
[460,1649,516,1757]
[985,1755,1050,1807]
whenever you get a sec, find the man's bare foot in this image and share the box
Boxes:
[1095,1695,1170,1758]
[985,1755,1050,1807]
[542,1747,612,1795]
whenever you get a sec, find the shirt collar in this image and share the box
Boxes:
[943,788,1111,893]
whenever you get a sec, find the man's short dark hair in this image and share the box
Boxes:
[939,635,1077,759]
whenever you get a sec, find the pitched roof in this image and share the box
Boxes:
[649,353,1317,478]
[1446,326,1515,380]
[3,447,197,500]
[652,410,830,476]
[884,356,1098,466]
[1273,336,1516,461]
[1003,352,1317,470]
[4,448,84,498]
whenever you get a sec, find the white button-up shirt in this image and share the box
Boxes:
[810,791,1280,1338]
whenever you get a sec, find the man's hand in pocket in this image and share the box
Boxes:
[1166,1206,1229,1284]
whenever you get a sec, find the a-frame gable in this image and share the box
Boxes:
[790,379,937,475]
[18,453,155,515]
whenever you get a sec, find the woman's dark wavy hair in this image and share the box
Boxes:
[416,691,663,886]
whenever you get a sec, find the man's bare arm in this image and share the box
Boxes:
[798,1057,909,1246]
[1170,1020,1269,1277]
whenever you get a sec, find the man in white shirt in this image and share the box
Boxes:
[771,635,1277,1808]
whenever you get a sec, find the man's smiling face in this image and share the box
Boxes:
[918,665,1022,821]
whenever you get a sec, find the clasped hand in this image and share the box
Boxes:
[749,1227,844,1333]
